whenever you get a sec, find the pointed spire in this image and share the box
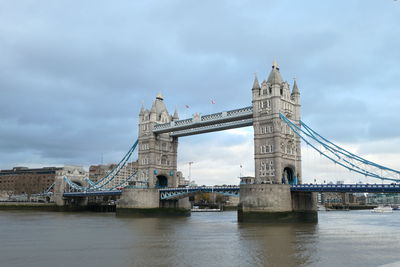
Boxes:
[252,73,260,90]
[150,101,157,113]
[173,107,179,120]
[151,93,168,116]
[292,78,300,95]
[156,92,164,100]
[139,102,145,115]
[267,60,283,85]
[272,59,279,70]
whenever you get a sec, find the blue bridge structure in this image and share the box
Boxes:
[61,108,400,195]
[62,183,400,200]
[61,108,400,198]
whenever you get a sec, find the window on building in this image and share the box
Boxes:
[161,155,167,165]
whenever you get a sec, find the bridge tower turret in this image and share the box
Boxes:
[291,78,302,182]
[252,61,302,184]
[137,94,179,188]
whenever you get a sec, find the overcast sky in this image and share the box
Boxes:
[0,0,399,185]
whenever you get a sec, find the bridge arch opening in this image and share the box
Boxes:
[283,167,296,185]
[73,181,83,186]
[156,175,168,188]
[65,180,84,192]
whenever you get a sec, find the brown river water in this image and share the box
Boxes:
[1,210,400,267]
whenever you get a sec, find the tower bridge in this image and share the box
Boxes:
[135,60,301,190]
[57,61,400,222]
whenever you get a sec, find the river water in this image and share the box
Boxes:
[0,210,399,267]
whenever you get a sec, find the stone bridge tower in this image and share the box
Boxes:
[239,62,316,223]
[252,61,302,185]
[137,94,179,188]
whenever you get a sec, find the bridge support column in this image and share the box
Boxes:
[116,188,190,216]
[238,184,317,223]
[160,197,191,215]
[53,176,90,207]
[291,191,318,222]
[53,177,65,206]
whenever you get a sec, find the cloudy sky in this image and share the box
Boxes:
[1,0,399,185]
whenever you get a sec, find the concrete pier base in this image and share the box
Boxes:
[238,184,317,223]
[116,188,190,216]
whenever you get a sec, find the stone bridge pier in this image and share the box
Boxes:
[53,166,88,207]
[116,188,191,216]
[238,184,317,222]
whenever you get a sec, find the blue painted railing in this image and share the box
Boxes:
[63,184,400,199]
[291,183,400,193]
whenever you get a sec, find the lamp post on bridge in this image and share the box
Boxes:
[239,164,245,184]
[188,161,194,186]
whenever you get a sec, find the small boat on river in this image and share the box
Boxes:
[191,208,221,212]
[372,205,393,213]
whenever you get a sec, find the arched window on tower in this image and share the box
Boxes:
[162,142,167,151]
[161,155,167,165]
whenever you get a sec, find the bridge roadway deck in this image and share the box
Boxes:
[291,183,400,193]
[152,106,253,137]
[62,184,400,198]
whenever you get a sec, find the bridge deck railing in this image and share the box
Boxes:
[153,106,253,134]
[62,184,400,199]
[291,183,400,193]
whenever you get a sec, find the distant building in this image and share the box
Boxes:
[89,164,117,183]
[88,161,138,188]
[320,192,368,205]
[320,192,345,204]
[0,166,86,195]
[88,161,191,189]
[367,193,400,205]
[176,171,190,187]
[193,192,239,207]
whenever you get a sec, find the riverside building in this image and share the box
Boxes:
[0,166,87,195]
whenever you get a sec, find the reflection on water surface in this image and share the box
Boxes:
[0,210,399,267]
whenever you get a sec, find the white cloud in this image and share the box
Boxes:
[177,130,254,185]
[302,140,400,184]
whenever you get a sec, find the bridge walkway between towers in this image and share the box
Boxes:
[152,106,253,137]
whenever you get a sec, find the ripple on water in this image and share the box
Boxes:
[0,210,399,267]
